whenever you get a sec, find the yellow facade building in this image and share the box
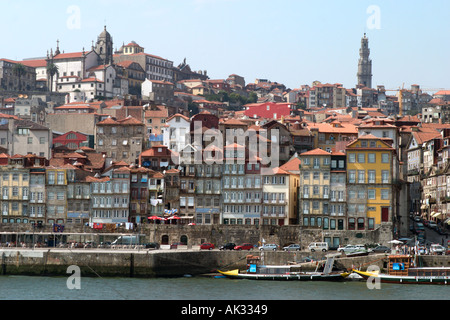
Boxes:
[346,134,395,230]
[0,161,30,223]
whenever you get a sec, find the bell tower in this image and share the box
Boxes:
[356,33,372,88]
[94,26,113,65]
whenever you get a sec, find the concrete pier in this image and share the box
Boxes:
[0,248,449,278]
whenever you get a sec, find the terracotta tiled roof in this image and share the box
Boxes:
[81,77,103,83]
[21,59,47,68]
[97,117,117,125]
[267,167,292,175]
[221,118,248,126]
[140,145,171,157]
[63,152,87,159]
[307,122,358,134]
[428,98,449,105]
[86,176,110,182]
[166,113,190,123]
[117,116,144,125]
[144,105,168,118]
[53,52,85,60]
[300,148,331,156]
[279,157,301,173]
[87,64,109,72]
[434,90,450,96]
[412,131,442,145]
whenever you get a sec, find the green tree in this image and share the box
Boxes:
[12,63,26,92]
[247,92,258,103]
[46,62,59,93]
[188,100,199,116]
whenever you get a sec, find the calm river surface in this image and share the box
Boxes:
[0,275,449,300]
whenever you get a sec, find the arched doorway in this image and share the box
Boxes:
[161,235,169,245]
[180,235,188,245]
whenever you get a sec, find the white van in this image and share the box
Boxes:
[308,242,329,252]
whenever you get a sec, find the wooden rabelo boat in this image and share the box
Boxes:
[219,254,350,281]
[352,255,450,285]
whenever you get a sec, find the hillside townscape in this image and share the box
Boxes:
[0,27,449,248]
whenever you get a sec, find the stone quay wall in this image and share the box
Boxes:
[0,249,449,278]
[147,224,388,249]
[0,223,392,249]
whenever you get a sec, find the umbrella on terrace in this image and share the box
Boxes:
[148,216,164,221]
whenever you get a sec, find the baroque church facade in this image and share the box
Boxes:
[24,26,128,103]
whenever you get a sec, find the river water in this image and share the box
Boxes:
[1,274,449,300]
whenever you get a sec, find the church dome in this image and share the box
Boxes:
[99,26,112,40]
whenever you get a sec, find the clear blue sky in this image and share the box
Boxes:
[2,0,449,91]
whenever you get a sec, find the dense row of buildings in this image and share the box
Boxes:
[1,29,450,245]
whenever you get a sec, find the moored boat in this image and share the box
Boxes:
[352,255,450,285]
[218,254,350,281]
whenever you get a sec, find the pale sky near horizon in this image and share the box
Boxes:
[1,0,449,91]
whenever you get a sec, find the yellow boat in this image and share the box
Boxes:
[218,255,349,281]
[352,255,450,285]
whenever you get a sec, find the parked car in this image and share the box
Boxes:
[200,243,215,250]
[283,244,301,252]
[170,242,185,249]
[258,243,279,251]
[308,242,328,252]
[430,244,446,255]
[414,223,425,234]
[337,244,366,254]
[144,242,160,249]
[219,243,236,251]
[234,243,254,251]
[428,221,438,229]
[417,231,426,242]
[413,216,421,222]
[369,245,391,253]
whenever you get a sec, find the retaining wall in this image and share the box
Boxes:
[1,249,448,278]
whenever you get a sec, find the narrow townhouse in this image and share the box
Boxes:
[46,165,69,225]
[129,166,151,224]
[262,166,298,226]
[148,169,165,217]
[0,155,30,224]
[346,134,397,240]
[194,144,222,225]
[299,148,332,229]
[29,156,47,225]
[89,166,130,226]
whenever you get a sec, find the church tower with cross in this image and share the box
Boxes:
[356,33,372,88]
[94,25,114,65]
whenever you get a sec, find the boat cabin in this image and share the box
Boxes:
[246,255,291,274]
[388,255,450,277]
[246,255,260,273]
[387,255,412,276]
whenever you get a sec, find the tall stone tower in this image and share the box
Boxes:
[94,26,113,65]
[357,33,372,88]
